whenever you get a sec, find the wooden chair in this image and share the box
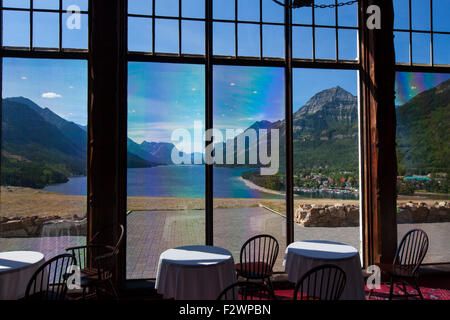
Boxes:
[66,224,124,300]
[380,229,429,300]
[217,281,276,300]
[235,234,279,289]
[25,253,76,301]
[293,264,347,301]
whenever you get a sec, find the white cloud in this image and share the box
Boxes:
[69,85,74,89]
[21,76,27,80]
[42,92,62,99]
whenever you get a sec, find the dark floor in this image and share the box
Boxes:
[120,264,450,300]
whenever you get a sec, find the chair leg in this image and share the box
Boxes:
[107,279,119,300]
[414,279,424,300]
[401,281,409,298]
[266,277,274,291]
[367,288,373,300]
[388,277,395,300]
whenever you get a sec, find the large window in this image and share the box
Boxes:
[292,69,360,249]
[213,65,286,271]
[0,58,88,257]
[395,72,450,263]
[126,62,205,279]
[2,0,89,50]
[0,0,89,263]
[393,0,450,263]
[2,0,448,284]
[394,0,450,66]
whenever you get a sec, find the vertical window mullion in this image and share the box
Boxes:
[152,0,155,54]
[179,0,182,55]
[409,0,412,65]
[335,0,339,61]
[30,0,33,49]
[235,0,238,57]
[259,0,262,59]
[59,0,63,51]
[430,0,434,66]
[312,4,315,61]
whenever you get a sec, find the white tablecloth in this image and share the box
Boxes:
[0,251,46,300]
[284,240,365,300]
[156,245,237,300]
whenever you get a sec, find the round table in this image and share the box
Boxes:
[284,240,365,300]
[0,251,45,300]
[155,245,237,300]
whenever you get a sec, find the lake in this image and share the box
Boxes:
[44,166,358,199]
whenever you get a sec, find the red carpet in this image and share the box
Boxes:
[273,285,450,300]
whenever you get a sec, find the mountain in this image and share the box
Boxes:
[1,98,157,188]
[221,87,359,171]
[396,79,450,175]
[289,86,359,170]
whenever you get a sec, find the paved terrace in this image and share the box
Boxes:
[126,207,450,279]
[1,207,448,279]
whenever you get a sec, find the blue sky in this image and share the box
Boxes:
[1,0,448,152]
[2,58,88,125]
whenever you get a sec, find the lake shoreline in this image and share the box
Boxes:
[237,177,285,197]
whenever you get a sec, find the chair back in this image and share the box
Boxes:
[394,229,429,275]
[25,253,76,301]
[293,264,346,301]
[217,281,276,301]
[239,234,279,279]
[70,224,124,271]
[90,224,125,253]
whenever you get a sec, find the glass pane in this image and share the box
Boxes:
[412,32,431,64]
[314,0,336,26]
[155,19,179,53]
[127,62,205,279]
[262,0,284,23]
[34,0,59,10]
[213,22,235,56]
[338,2,357,27]
[293,27,313,59]
[338,29,357,61]
[395,72,450,263]
[395,31,410,64]
[3,10,30,47]
[238,23,260,57]
[433,0,450,32]
[394,0,409,30]
[1,58,88,261]
[263,25,284,58]
[128,0,152,15]
[182,0,205,19]
[213,65,286,272]
[156,0,179,17]
[62,13,88,49]
[33,12,59,48]
[315,27,336,59]
[293,6,312,25]
[434,33,450,65]
[63,0,88,11]
[411,0,430,30]
[238,0,260,22]
[182,20,205,55]
[128,17,152,52]
[293,68,360,256]
[3,0,29,8]
[213,0,235,20]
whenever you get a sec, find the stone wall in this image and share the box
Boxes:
[0,216,87,238]
[295,202,450,227]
